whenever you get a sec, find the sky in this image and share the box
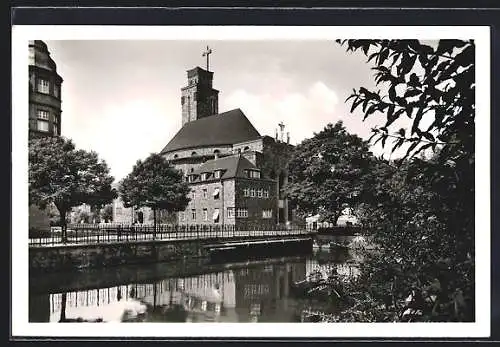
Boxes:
[46,39,402,181]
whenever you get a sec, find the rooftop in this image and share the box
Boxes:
[160,109,261,154]
[189,154,262,183]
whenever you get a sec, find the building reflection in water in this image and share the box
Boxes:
[39,259,309,323]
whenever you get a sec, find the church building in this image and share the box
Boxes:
[114,49,296,228]
[159,56,295,228]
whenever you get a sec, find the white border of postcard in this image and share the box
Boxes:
[11,25,490,338]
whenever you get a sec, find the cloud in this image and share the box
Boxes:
[222,81,341,145]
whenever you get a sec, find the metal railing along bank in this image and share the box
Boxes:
[29,223,316,247]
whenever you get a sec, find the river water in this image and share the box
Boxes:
[29,247,362,323]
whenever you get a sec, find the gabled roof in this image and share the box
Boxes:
[160,109,261,154]
[189,154,260,183]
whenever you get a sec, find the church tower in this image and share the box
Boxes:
[181,66,219,126]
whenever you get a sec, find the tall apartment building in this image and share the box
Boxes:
[28,40,63,232]
[29,40,63,138]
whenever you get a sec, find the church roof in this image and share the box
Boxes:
[160,109,261,154]
[190,154,260,182]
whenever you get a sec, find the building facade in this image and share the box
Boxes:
[29,40,63,138]
[179,154,278,229]
[29,40,63,232]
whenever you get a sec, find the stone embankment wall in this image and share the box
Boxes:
[30,240,207,274]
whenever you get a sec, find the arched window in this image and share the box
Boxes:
[191,151,197,156]
[214,149,220,154]
[173,154,179,159]
[244,146,250,151]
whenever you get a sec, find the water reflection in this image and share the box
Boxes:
[30,248,361,323]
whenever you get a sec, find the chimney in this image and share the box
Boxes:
[287,132,290,144]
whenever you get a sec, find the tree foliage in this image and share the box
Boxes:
[337,39,474,161]
[29,136,117,241]
[285,121,375,223]
[330,39,475,322]
[100,204,113,223]
[119,153,190,229]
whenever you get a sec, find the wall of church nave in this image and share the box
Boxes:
[232,138,264,155]
[163,144,233,162]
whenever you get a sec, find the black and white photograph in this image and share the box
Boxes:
[11,25,490,338]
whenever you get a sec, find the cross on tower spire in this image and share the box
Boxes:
[202,45,213,71]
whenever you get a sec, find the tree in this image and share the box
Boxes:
[29,136,117,242]
[285,121,375,224]
[332,39,475,321]
[100,204,113,223]
[119,153,190,237]
[337,39,474,161]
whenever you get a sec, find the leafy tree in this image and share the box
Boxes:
[337,39,474,160]
[76,210,91,224]
[119,153,190,236]
[285,121,375,223]
[100,204,113,223]
[332,39,475,321]
[29,136,117,242]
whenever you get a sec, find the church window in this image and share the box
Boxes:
[191,209,196,220]
[203,208,208,221]
[191,191,196,200]
[203,189,207,198]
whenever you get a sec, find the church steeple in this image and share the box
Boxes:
[181,57,219,126]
